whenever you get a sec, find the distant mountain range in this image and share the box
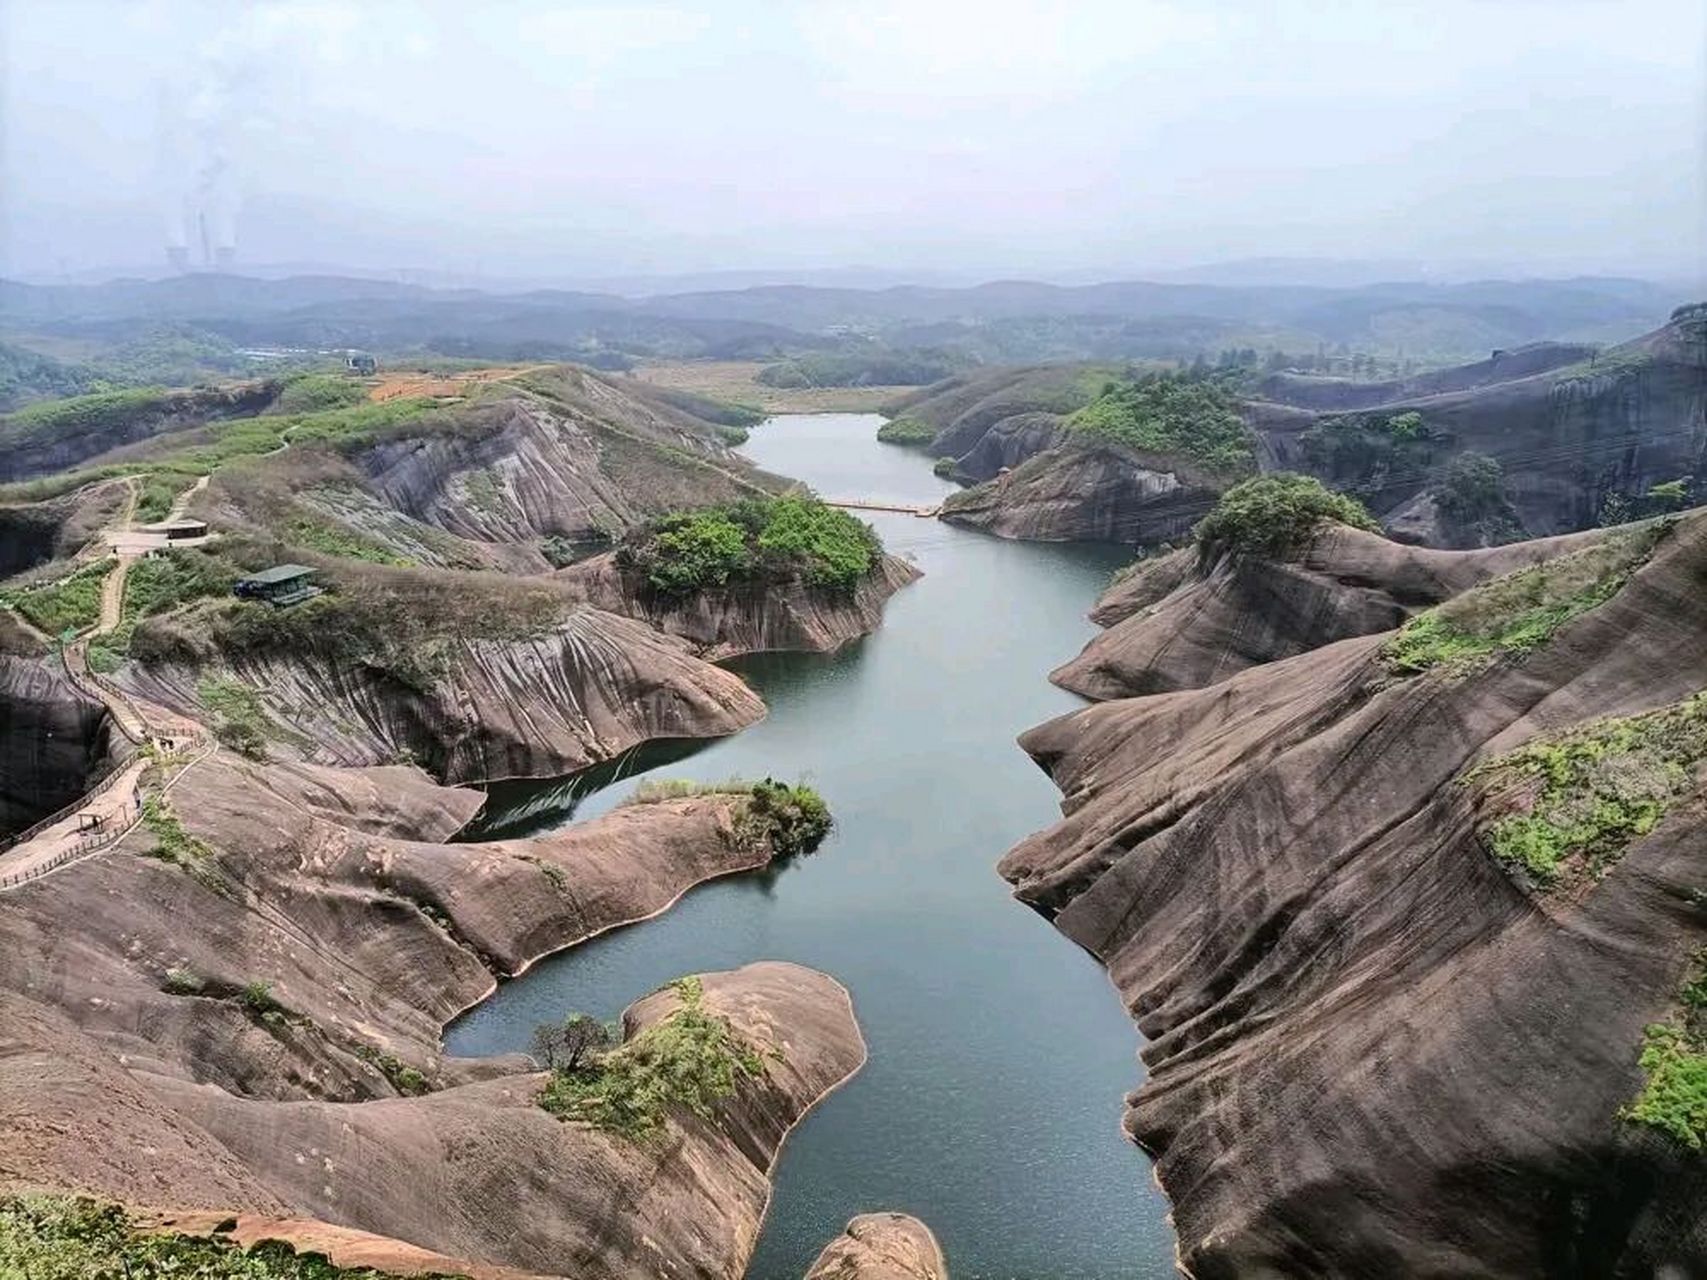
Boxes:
[0,270,1691,371]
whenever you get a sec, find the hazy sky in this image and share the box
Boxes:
[2,0,1704,284]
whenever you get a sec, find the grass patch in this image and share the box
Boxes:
[1194,472,1378,561]
[198,676,272,758]
[0,1194,447,1279]
[0,559,111,636]
[113,548,241,650]
[134,469,195,522]
[1622,950,1707,1149]
[272,373,368,415]
[1466,691,1707,888]
[139,793,212,869]
[616,496,881,597]
[85,642,122,674]
[538,975,766,1140]
[1066,372,1255,477]
[285,516,412,565]
[354,1044,431,1096]
[1384,522,1669,676]
[875,416,936,447]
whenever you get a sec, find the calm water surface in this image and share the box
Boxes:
[447,413,1177,1279]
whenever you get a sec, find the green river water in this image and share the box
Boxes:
[446,413,1178,1279]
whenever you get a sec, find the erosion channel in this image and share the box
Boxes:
[447,413,1177,1278]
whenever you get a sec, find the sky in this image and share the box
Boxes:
[1,0,1704,286]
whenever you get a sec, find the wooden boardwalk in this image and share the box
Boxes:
[822,498,942,518]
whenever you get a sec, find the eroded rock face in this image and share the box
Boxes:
[0,654,116,836]
[804,1213,948,1280]
[555,552,921,660]
[1004,515,1707,1277]
[940,440,1215,544]
[0,753,866,1279]
[0,481,126,578]
[1055,523,1611,700]
[119,607,763,785]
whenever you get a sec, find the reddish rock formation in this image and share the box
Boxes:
[554,551,920,659]
[1054,522,1611,701]
[1003,514,1707,1276]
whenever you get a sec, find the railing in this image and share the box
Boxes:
[60,643,146,745]
[0,740,138,856]
[0,793,142,890]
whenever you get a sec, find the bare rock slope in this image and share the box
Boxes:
[1004,513,1707,1277]
[804,1213,949,1280]
[0,752,865,1278]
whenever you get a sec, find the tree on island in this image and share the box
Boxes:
[532,1013,614,1073]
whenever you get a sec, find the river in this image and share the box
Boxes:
[446,413,1178,1279]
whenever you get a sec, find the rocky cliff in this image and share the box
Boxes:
[0,751,865,1277]
[555,550,920,659]
[120,598,764,784]
[940,438,1217,544]
[1055,522,1610,700]
[1003,513,1707,1277]
[0,651,116,836]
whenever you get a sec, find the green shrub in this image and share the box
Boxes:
[1431,452,1524,545]
[139,793,212,869]
[1385,522,1668,675]
[932,456,957,478]
[876,416,936,447]
[618,496,880,597]
[197,676,272,759]
[161,966,205,996]
[85,642,122,674]
[1622,950,1707,1148]
[0,559,111,635]
[0,1194,442,1278]
[538,976,766,1140]
[627,777,832,857]
[1466,692,1707,888]
[1193,473,1378,560]
[134,470,196,522]
[114,549,241,650]
[0,387,170,447]
[1067,373,1255,476]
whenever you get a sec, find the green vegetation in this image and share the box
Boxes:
[0,340,96,412]
[756,351,962,389]
[139,793,213,869]
[161,966,205,996]
[617,496,881,596]
[1066,372,1256,476]
[1622,951,1706,1149]
[0,386,171,447]
[354,1045,431,1096]
[1466,692,1707,888]
[1384,522,1668,675]
[628,777,832,857]
[133,470,194,522]
[0,559,111,636]
[1301,409,1436,490]
[272,374,368,415]
[1431,451,1523,545]
[932,456,957,478]
[1600,477,1696,528]
[1193,473,1378,560]
[875,416,936,447]
[114,548,241,650]
[286,517,412,565]
[0,1194,455,1279]
[538,976,766,1140]
[197,676,272,758]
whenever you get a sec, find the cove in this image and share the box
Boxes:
[446,413,1178,1279]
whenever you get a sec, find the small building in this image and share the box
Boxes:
[233,564,323,608]
[163,519,209,542]
[346,351,378,375]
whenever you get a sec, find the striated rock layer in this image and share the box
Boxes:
[1004,514,1707,1277]
[555,551,921,659]
[1054,522,1610,700]
[0,752,865,1278]
[119,606,764,784]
